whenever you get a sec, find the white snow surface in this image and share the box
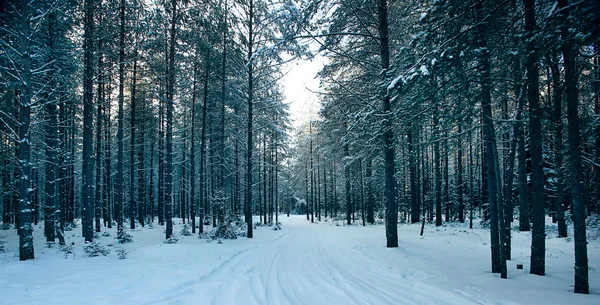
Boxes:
[0,216,599,305]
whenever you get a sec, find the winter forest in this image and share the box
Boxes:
[1,0,599,304]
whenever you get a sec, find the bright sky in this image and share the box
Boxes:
[282,55,326,130]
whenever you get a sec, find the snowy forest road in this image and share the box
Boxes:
[2,215,598,305]
[144,216,479,305]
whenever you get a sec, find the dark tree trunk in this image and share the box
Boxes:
[434,101,442,227]
[103,93,112,228]
[366,158,374,224]
[344,141,351,226]
[548,51,568,238]
[559,0,589,293]
[165,0,177,239]
[305,162,309,220]
[444,134,449,222]
[317,156,321,222]
[44,14,59,243]
[44,95,57,243]
[324,160,328,219]
[525,0,545,276]
[477,1,505,277]
[457,124,464,223]
[218,1,228,225]
[81,0,95,243]
[190,60,198,233]
[158,95,165,225]
[138,94,146,227]
[95,28,103,233]
[130,54,138,230]
[245,0,255,238]
[310,124,315,224]
[116,0,126,235]
[409,124,419,223]
[18,2,34,260]
[377,0,398,247]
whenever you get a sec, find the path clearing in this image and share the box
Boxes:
[1,215,598,305]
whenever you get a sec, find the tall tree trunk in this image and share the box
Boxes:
[218,0,228,225]
[365,158,374,224]
[138,94,146,227]
[503,65,525,261]
[305,161,309,220]
[275,133,279,223]
[434,101,442,227]
[103,89,112,228]
[457,124,464,223]
[595,42,600,216]
[559,0,589,293]
[344,141,351,226]
[525,0,545,276]
[18,0,34,257]
[116,0,126,235]
[199,52,210,234]
[165,0,177,239]
[324,160,329,219]
[409,124,419,223]
[44,14,58,243]
[310,124,315,223]
[95,28,104,233]
[377,0,398,247]
[245,0,255,238]
[477,1,505,277]
[81,0,95,243]
[158,95,165,225]
[190,60,198,233]
[548,52,568,238]
[130,53,138,230]
[444,133,449,222]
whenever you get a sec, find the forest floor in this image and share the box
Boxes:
[0,215,599,305]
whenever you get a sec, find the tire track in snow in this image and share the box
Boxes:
[144,246,254,305]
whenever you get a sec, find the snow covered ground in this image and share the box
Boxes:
[0,215,598,305]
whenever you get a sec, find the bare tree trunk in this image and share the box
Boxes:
[548,51,568,238]
[377,0,398,247]
[245,0,255,238]
[477,0,505,277]
[81,0,95,243]
[18,0,34,257]
[130,51,138,230]
[165,0,178,239]
[457,124,464,223]
[116,0,126,235]
[525,0,545,276]
[434,100,442,227]
[190,60,198,233]
[559,0,589,293]
[95,21,104,233]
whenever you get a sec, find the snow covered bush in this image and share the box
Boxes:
[117,230,133,244]
[116,247,128,260]
[102,232,111,237]
[61,243,75,259]
[272,222,282,231]
[201,218,247,240]
[0,223,10,230]
[180,224,193,236]
[0,236,5,252]
[84,241,110,257]
[164,236,179,244]
[212,223,238,240]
